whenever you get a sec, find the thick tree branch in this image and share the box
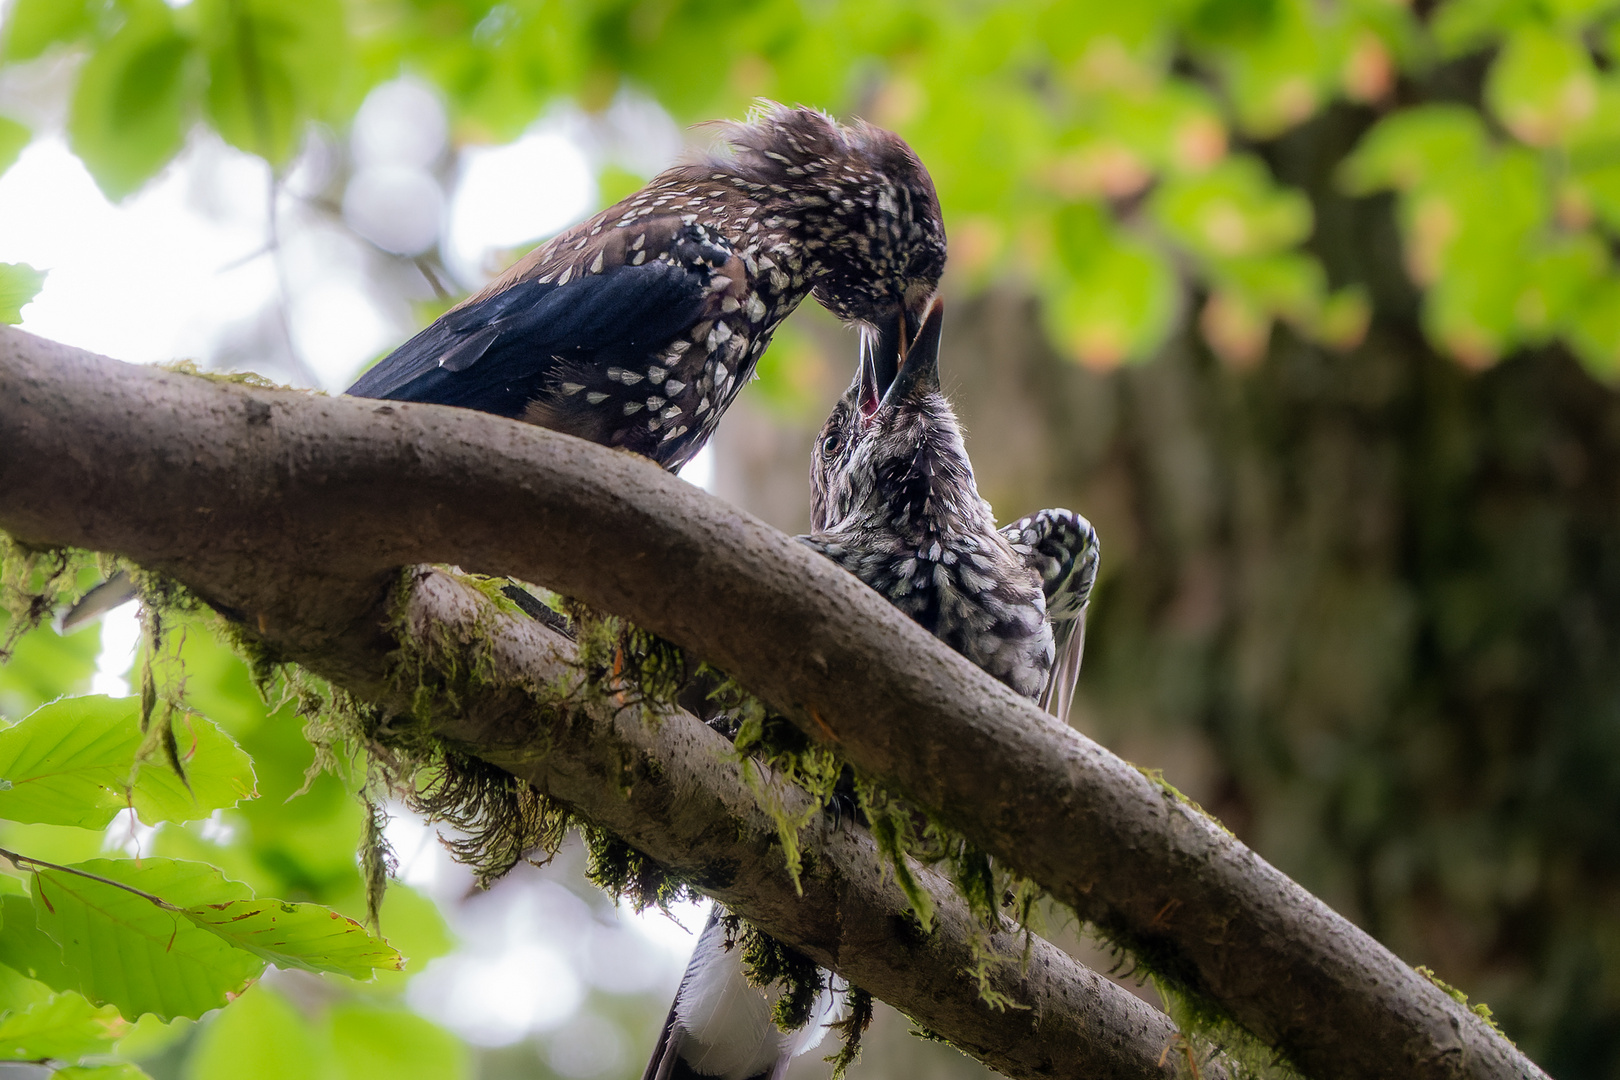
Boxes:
[399,568,1217,1079]
[0,334,1208,1078]
[0,329,1543,1079]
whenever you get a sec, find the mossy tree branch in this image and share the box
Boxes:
[0,333,1219,1080]
[0,328,1543,1080]
[395,567,1221,1080]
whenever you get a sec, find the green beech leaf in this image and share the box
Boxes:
[196,0,349,164]
[0,895,77,992]
[1340,106,1489,195]
[1045,209,1180,367]
[0,960,55,1013]
[321,882,453,993]
[185,986,332,1080]
[133,711,257,826]
[1401,148,1545,362]
[0,618,100,723]
[109,1011,193,1062]
[0,695,144,826]
[0,0,94,62]
[1485,26,1597,147]
[29,859,263,1021]
[1213,251,1328,326]
[180,900,403,979]
[0,695,256,829]
[328,1005,469,1080]
[1151,154,1313,261]
[0,992,126,1061]
[0,117,29,178]
[1567,275,1620,378]
[1087,81,1229,177]
[55,1066,155,1080]
[1572,163,1620,235]
[1423,268,1515,369]
[1516,236,1607,341]
[67,2,196,200]
[1315,286,1372,350]
[0,263,46,325]
[1199,0,1327,137]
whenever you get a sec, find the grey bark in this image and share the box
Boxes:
[0,328,1544,1079]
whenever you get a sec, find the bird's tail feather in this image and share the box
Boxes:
[641,909,847,1080]
[1039,608,1087,725]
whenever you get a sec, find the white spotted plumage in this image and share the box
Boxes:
[802,301,1099,715]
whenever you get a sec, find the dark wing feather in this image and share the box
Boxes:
[347,258,710,417]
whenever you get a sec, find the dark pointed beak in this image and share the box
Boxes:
[856,296,940,419]
[880,295,943,408]
[866,298,929,398]
[865,313,904,414]
[855,332,884,419]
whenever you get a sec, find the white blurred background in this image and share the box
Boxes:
[3,61,721,1076]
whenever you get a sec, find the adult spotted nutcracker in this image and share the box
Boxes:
[347,104,947,471]
[642,300,1099,1080]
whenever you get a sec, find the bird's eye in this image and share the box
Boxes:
[821,433,843,456]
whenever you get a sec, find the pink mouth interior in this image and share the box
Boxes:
[859,383,881,419]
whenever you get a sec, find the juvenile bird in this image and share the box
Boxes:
[642,300,1098,1080]
[806,298,1098,714]
[347,103,946,472]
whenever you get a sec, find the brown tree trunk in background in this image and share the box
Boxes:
[713,109,1620,1077]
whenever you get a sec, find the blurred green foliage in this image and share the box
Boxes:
[0,590,455,1077]
[0,261,43,324]
[11,0,1620,376]
[3,0,1619,1076]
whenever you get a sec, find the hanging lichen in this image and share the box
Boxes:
[824,987,874,1080]
[580,824,693,913]
[564,599,693,719]
[713,910,826,1032]
[0,541,1290,1075]
[360,796,398,933]
[0,536,106,659]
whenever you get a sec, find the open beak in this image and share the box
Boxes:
[879,295,943,409]
[855,330,886,420]
[858,295,942,419]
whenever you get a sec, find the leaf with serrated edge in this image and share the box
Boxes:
[0,696,138,826]
[131,709,257,825]
[0,991,126,1061]
[0,695,256,829]
[30,859,263,1021]
[182,900,403,979]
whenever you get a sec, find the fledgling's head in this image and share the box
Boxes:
[714,103,947,358]
[810,298,974,535]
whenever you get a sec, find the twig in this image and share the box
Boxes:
[0,846,182,911]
